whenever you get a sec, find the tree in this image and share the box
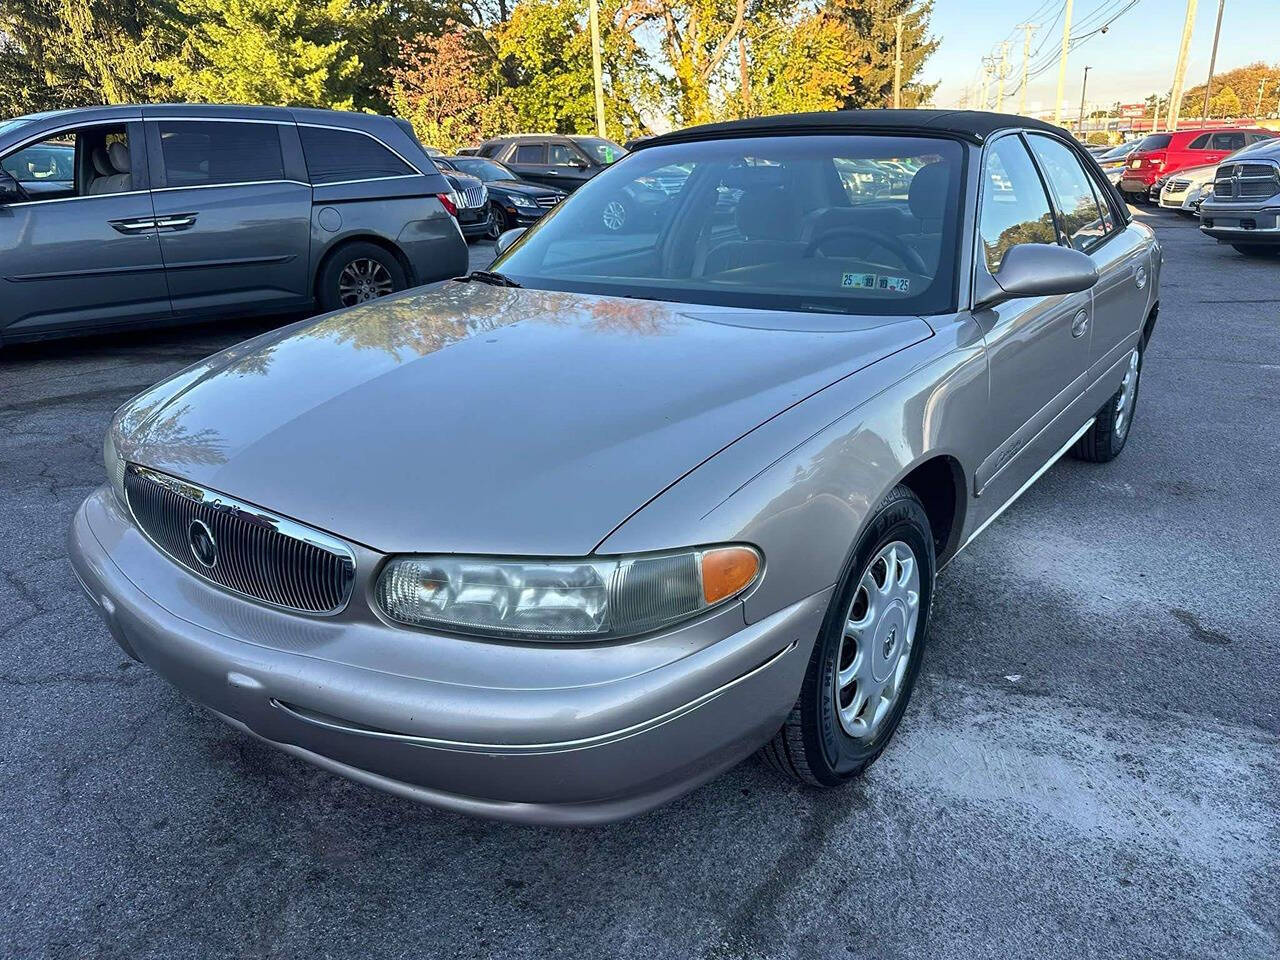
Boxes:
[160,0,373,109]
[827,0,938,109]
[1208,85,1242,118]
[1180,61,1280,119]
[385,25,502,151]
[732,10,857,118]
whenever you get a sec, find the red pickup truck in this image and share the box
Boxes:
[1119,127,1275,201]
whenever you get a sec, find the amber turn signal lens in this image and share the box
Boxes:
[700,546,760,605]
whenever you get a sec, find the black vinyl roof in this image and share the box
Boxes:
[640,110,1071,148]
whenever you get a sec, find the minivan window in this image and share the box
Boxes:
[495,134,965,317]
[1135,134,1172,152]
[157,121,284,188]
[298,126,415,184]
[2,136,75,183]
[1027,134,1107,251]
[1,124,130,201]
[979,136,1058,274]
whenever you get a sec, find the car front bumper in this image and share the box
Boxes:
[68,486,824,824]
[456,206,494,239]
[1199,202,1280,244]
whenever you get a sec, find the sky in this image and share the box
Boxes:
[926,0,1278,116]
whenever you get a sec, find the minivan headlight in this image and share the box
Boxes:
[375,545,761,641]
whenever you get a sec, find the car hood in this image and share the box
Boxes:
[121,283,931,555]
[491,178,562,196]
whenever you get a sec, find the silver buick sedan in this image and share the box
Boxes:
[70,111,1160,824]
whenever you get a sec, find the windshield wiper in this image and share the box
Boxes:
[464,270,522,288]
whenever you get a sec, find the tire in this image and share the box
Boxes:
[486,202,509,242]
[761,484,935,786]
[601,198,627,232]
[1072,340,1143,463]
[317,242,407,312]
[1232,244,1278,258]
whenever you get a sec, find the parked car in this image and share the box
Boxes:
[1096,139,1142,186]
[1158,139,1276,215]
[1199,136,1280,257]
[474,133,626,191]
[0,104,467,345]
[435,166,492,240]
[1119,127,1275,202]
[433,155,565,239]
[71,110,1160,824]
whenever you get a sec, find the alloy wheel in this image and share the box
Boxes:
[337,258,395,306]
[835,540,921,740]
[601,200,626,231]
[1114,347,1141,441]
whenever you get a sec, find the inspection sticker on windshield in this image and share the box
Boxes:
[841,272,877,289]
[878,276,911,294]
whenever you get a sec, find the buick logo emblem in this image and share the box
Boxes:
[189,518,218,568]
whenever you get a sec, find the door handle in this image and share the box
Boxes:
[1071,309,1090,339]
[108,217,156,234]
[154,213,197,231]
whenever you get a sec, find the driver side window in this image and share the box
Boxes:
[549,143,582,167]
[979,136,1058,274]
[0,125,132,203]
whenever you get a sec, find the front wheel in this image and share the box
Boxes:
[761,485,934,785]
[1072,342,1142,462]
[318,242,406,312]
[486,202,509,241]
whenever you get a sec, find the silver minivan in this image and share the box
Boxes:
[0,104,468,346]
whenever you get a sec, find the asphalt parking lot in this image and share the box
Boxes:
[3,218,1278,960]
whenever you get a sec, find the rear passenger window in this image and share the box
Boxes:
[1027,134,1107,251]
[1187,134,1211,149]
[514,143,546,163]
[979,136,1058,274]
[1210,132,1246,151]
[157,121,284,188]
[298,126,415,184]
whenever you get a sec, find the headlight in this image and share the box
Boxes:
[103,425,127,508]
[375,545,761,641]
[511,194,539,209]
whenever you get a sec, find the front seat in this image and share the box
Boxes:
[903,161,950,268]
[88,141,133,195]
[700,185,806,276]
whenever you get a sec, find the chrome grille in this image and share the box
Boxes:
[461,185,488,209]
[535,195,559,208]
[1213,161,1280,200]
[1167,179,1191,192]
[124,464,355,615]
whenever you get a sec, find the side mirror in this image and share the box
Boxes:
[975,243,1098,309]
[494,226,526,256]
[0,171,24,204]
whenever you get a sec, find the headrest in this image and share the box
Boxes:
[91,147,113,177]
[735,185,798,241]
[107,141,130,175]
[908,162,950,220]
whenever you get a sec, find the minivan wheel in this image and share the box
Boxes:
[1072,342,1143,463]
[761,484,934,786]
[319,242,407,312]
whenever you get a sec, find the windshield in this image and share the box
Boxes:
[574,137,627,164]
[493,134,965,316]
[453,157,516,181]
[1100,141,1138,160]
[1135,134,1172,152]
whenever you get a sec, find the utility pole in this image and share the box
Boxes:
[1016,23,1037,115]
[1078,66,1092,137]
[1201,0,1226,122]
[995,41,1011,112]
[1054,0,1074,123]
[1166,0,1199,132]
[1254,78,1269,118]
[588,0,606,137]
[893,14,904,109]
[980,57,995,110]
[737,0,751,114]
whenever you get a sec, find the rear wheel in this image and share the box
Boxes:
[1073,342,1142,463]
[761,485,934,786]
[318,242,406,312]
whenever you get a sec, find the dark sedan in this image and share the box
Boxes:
[435,155,565,239]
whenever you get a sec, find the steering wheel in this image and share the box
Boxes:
[803,226,928,275]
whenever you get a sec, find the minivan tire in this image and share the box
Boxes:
[318,242,408,312]
[761,484,934,786]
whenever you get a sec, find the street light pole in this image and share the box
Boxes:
[588,0,606,138]
[1201,0,1226,122]
[1078,66,1091,138]
[1054,0,1074,123]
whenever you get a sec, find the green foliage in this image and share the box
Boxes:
[735,11,857,118]
[827,0,938,109]
[160,0,374,109]
[1179,62,1280,120]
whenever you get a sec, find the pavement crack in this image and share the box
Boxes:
[1171,608,1232,646]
